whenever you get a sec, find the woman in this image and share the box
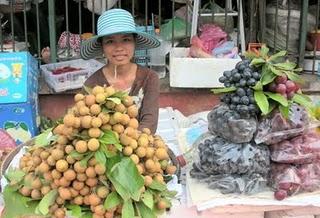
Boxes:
[80,9,161,134]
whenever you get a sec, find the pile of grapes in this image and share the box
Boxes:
[268,75,299,99]
[219,59,261,88]
[219,59,261,116]
[220,87,259,116]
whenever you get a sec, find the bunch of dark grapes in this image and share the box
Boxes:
[220,87,259,116]
[219,59,261,88]
[268,75,299,99]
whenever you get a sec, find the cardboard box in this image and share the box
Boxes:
[0,100,39,145]
[0,52,39,104]
[169,47,242,88]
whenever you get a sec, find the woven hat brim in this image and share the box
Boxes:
[80,31,160,60]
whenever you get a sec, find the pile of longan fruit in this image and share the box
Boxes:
[15,85,177,218]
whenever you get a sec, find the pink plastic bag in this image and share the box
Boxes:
[271,130,320,164]
[199,24,227,53]
[189,36,213,58]
[271,162,320,200]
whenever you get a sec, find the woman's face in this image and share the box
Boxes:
[102,34,135,66]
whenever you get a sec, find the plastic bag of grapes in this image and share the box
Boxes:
[255,104,310,145]
[189,132,270,194]
[190,132,270,176]
[207,104,258,143]
[270,130,320,164]
[270,162,320,200]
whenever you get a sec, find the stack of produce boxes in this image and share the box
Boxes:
[0,52,39,144]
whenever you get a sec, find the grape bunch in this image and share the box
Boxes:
[268,75,299,99]
[218,59,261,88]
[220,87,259,116]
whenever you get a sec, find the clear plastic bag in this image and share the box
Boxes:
[208,104,258,143]
[255,104,309,145]
[271,130,320,164]
[270,162,320,200]
[190,132,270,194]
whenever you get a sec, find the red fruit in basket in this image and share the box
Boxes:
[275,75,288,84]
[285,80,296,93]
[274,189,288,200]
[276,84,287,95]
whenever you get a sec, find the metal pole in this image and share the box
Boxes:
[285,0,291,51]
[312,0,319,74]
[298,0,309,67]
[92,0,95,34]
[48,0,57,62]
[79,0,82,47]
[274,0,279,51]
[35,0,41,59]
[10,0,15,52]
[172,0,175,47]
[0,13,3,51]
[65,0,70,58]
[23,0,28,51]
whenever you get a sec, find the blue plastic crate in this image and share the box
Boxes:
[135,25,155,66]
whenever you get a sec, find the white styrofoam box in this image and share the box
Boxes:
[303,58,320,73]
[169,47,242,88]
[40,59,104,92]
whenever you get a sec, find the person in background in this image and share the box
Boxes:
[80,9,161,134]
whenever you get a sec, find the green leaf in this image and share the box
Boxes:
[5,168,25,183]
[284,71,302,83]
[35,189,58,215]
[211,86,236,94]
[101,144,118,158]
[265,92,288,107]
[19,122,28,131]
[95,149,106,165]
[252,81,263,91]
[250,58,266,66]
[110,91,128,99]
[274,62,297,70]
[244,51,260,60]
[99,130,120,145]
[162,198,172,208]
[122,199,135,218]
[35,128,57,147]
[83,85,92,94]
[4,122,15,129]
[136,202,156,218]
[269,50,287,62]
[66,204,82,218]
[104,191,122,210]
[107,173,131,201]
[70,150,86,159]
[260,46,269,58]
[268,65,284,76]
[80,152,94,168]
[161,190,178,198]
[292,94,314,110]
[109,158,144,201]
[102,107,114,114]
[254,91,269,115]
[2,186,39,218]
[141,190,154,209]
[149,180,167,191]
[107,97,121,105]
[114,143,123,151]
[261,72,276,85]
[279,105,290,119]
[105,155,121,171]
